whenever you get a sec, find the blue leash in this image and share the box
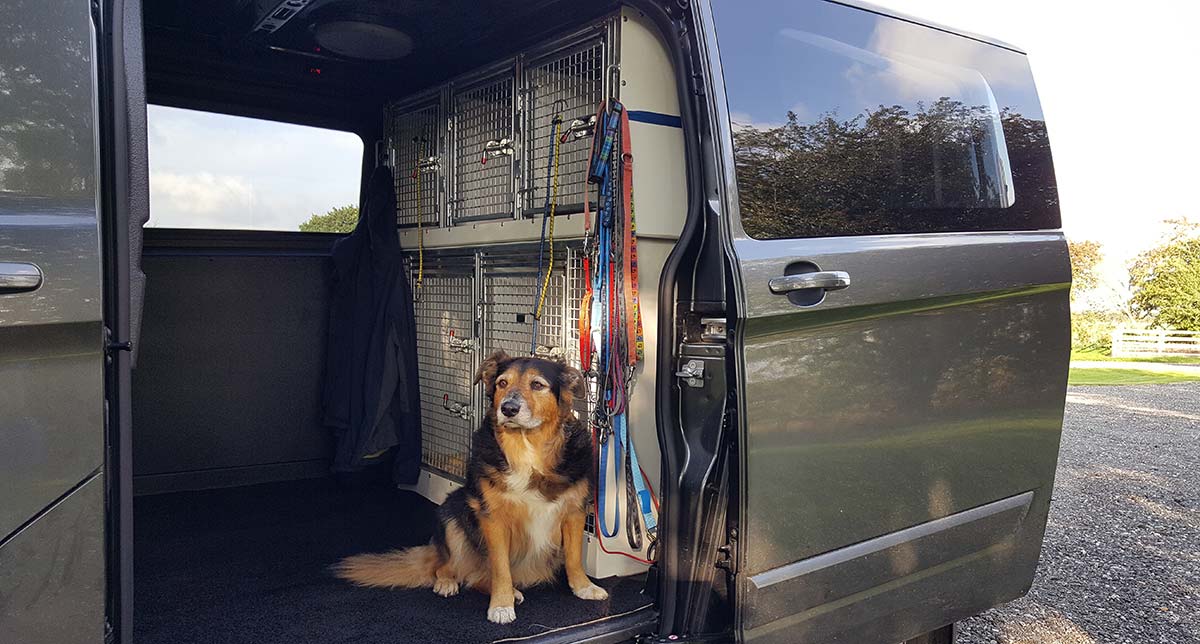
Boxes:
[591,102,656,546]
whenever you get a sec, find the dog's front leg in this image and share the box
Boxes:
[562,509,609,601]
[480,516,518,624]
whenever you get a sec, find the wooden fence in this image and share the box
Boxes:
[1111,328,1200,358]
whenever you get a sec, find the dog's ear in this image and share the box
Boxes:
[475,349,511,397]
[558,363,587,411]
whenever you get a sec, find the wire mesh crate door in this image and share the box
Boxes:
[452,74,516,222]
[524,38,605,214]
[479,247,571,361]
[409,262,476,480]
[391,104,440,228]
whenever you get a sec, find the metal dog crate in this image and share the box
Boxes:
[479,246,569,360]
[406,244,591,481]
[389,100,443,228]
[450,71,517,223]
[408,250,477,480]
[522,36,606,215]
[384,21,613,229]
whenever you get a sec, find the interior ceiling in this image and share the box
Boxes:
[143,0,617,131]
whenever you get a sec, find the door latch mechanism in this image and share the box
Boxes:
[675,359,705,388]
[442,394,472,421]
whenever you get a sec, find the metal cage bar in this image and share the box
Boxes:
[523,37,606,215]
[407,251,477,480]
[479,245,570,359]
[389,102,442,228]
[451,73,517,223]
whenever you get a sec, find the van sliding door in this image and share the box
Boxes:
[0,0,110,641]
[698,1,1071,642]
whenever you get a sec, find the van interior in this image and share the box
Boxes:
[129,1,700,643]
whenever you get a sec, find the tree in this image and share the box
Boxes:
[300,204,359,233]
[1067,240,1102,303]
[1129,220,1200,330]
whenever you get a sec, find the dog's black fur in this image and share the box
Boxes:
[434,355,593,559]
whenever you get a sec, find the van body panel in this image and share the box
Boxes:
[0,8,106,640]
[697,0,1070,641]
[0,473,106,644]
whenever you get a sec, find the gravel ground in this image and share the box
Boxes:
[958,384,1200,644]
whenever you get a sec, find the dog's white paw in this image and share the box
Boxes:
[433,579,459,597]
[573,583,609,601]
[487,605,517,624]
[513,589,525,605]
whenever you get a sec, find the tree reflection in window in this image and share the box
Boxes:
[733,102,1058,239]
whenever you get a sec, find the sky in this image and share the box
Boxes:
[146,105,362,231]
[868,0,1200,289]
[147,1,1200,287]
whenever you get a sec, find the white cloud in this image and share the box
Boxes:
[146,105,363,231]
[149,172,253,221]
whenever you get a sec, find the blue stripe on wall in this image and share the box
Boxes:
[627,110,683,128]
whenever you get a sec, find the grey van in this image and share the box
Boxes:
[0,0,1069,643]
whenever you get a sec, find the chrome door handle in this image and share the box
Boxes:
[0,262,43,293]
[768,271,850,294]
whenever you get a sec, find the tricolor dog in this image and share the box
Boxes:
[335,350,607,624]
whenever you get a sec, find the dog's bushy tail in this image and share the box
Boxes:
[333,545,440,588]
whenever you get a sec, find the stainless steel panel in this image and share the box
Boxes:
[523,38,605,214]
[451,73,517,222]
[389,101,442,228]
[409,250,477,479]
[0,472,105,644]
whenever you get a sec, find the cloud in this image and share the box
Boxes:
[146,105,363,231]
[149,172,254,221]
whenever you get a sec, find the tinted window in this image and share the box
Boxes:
[147,106,363,232]
[712,1,1059,239]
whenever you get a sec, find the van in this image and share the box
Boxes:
[0,0,1070,643]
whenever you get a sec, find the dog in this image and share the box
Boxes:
[334,350,609,624]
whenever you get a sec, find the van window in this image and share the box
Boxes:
[712,0,1060,239]
[147,105,363,232]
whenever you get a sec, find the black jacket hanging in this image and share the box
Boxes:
[322,166,421,483]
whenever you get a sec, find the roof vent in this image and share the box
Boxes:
[312,20,413,60]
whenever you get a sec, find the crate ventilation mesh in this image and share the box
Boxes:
[390,102,441,228]
[523,38,605,214]
[407,245,590,481]
[385,27,609,228]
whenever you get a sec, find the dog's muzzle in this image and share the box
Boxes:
[500,396,521,418]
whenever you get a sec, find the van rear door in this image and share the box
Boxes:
[698,1,1071,642]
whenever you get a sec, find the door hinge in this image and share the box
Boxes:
[714,527,738,575]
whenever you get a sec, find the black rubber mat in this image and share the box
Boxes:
[133,477,650,644]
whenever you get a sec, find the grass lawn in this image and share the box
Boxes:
[1071,348,1200,365]
[1069,367,1200,386]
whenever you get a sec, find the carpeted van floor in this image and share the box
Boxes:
[133,477,650,644]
